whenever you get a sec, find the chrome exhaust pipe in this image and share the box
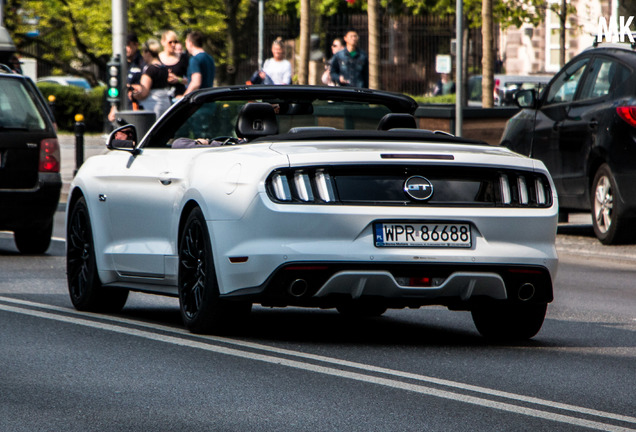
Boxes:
[288,279,309,297]
[518,283,535,301]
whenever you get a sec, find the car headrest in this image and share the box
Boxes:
[235,103,279,140]
[377,113,417,130]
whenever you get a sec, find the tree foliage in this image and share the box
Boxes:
[5,0,253,84]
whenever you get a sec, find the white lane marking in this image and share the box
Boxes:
[1,297,635,431]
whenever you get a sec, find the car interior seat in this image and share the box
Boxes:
[377,113,417,130]
[235,102,279,140]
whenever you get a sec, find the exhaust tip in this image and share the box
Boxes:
[288,279,309,297]
[518,283,535,301]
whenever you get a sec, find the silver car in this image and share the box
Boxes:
[66,86,558,340]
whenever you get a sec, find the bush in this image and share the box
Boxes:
[411,94,456,105]
[36,83,106,132]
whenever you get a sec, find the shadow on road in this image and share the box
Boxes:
[557,224,595,237]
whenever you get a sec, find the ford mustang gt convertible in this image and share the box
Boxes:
[67,85,558,340]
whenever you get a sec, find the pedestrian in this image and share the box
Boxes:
[433,73,455,96]
[321,37,344,86]
[183,30,215,95]
[330,28,368,88]
[260,37,292,85]
[159,30,189,101]
[129,39,172,119]
[108,33,146,123]
[8,54,22,74]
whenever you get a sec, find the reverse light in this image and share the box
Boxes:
[293,172,314,202]
[499,174,511,204]
[39,138,60,173]
[535,178,547,205]
[271,172,292,201]
[315,170,336,202]
[518,176,529,205]
[617,106,636,127]
[268,168,337,204]
[500,172,551,207]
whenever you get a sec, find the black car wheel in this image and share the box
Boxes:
[67,196,129,312]
[178,207,250,334]
[14,219,53,254]
[591,164,636,245]
[471,302,547,341]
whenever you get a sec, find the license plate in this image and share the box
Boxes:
[374,222,472,248]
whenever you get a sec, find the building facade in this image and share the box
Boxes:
[500,0,612,75]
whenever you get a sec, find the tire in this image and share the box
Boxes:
[14,219,53,254]
[591,164,636,245]
[178,207,251,334]
[337,301,387,318]
[67,196,129,312]
[471,302,547,341]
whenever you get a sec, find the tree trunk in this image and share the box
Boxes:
[481,0,494,108]
[368,0,380,89]
[298,0,310,84]
[559,0,566,67]
[223,0,241,85]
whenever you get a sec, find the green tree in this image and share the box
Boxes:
[5,0,254,85]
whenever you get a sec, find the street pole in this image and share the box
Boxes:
[455,0,463,137]
[112,0,127,111]
[258,0,264,69]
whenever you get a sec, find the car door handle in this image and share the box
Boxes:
[589,120,599,129]
[158,172,172,186]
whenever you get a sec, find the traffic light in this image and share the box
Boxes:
[107,54,121,104]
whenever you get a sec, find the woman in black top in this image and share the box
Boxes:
[159,30,189,100]
[129,39,171,119]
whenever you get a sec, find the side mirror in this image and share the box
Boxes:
[107,124,138,152]
[514,89,537,109]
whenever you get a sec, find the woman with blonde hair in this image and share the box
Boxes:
[260,37,292,85]
[129,39,172,119]
[159,30,189,100]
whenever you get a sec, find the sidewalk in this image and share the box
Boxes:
[59,133,107,204]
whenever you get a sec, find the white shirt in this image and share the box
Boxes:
[262,58,292,85]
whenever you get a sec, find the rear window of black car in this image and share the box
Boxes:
[0,78,47,131]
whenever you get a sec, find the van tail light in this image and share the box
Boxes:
[617,106,636,128]
[39,138,60,173]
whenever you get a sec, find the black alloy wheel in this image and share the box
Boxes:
[178,207,250,334]
[67,196,128,312]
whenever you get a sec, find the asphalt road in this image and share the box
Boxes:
[1,212,635,431]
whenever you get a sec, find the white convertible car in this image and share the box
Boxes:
[67,86,558,340]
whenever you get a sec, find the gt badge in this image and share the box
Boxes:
[404,176,434,201]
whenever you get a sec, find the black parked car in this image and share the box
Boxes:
[0,67,61,253]
[501,42,636,244]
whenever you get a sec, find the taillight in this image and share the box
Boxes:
[39,138,60,173]
[617,106,636,127]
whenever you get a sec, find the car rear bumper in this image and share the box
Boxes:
[210,193,559,305]
[224,261,553,309]
[0,173,61,230]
